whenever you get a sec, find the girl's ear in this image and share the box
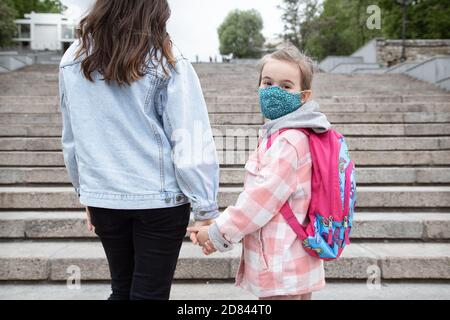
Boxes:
[301,90,312,103]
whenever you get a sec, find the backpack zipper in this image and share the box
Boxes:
[327,216,333,245]
[344,216,351,245]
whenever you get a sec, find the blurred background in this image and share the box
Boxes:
[1,0,449,62]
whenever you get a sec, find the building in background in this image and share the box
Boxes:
[13,12,76,52]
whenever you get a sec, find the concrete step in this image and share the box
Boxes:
[206,103,450,114]
[0,125,62,137]
[196,74,436,83]
[3,101,450,115]
[0,211,93,239]
[0,241,448,280]
[322,102,450,113]
[219,167,450,185]
[3,112,449,126]
[201,79,442,86]
[1,281,449,300]
[218,186,450,209]
[0,152,64,166]
[0,86,58,96]
[3,136,450,152]
[216,135,450,151]
[202,89,447,97]
[0,186,449,209]
[197,79,440,87]
[216,150,450,166]
[2,167,450,185]
[0,103,60,114]
[0,138,62,151]
[0,81,57,87]
[213,124,450,137]
[1,150,449,166]
[4,93,448,110]
[332,95,450,104]
[0,74,58,82]
[1,210,448,240]
[3,88,447,98]
[205,94,450,104]
[2,123,450,137]
[220,186,450,209]
[0,113,61,125]
[0,167,70,184]
[211,113,450,125]
[6,92,442,103]
[205,93,450,101]
[0,96,58,105]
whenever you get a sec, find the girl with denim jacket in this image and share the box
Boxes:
[59,0,219,300]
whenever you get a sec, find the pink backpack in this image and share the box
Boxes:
[266,128,356,260]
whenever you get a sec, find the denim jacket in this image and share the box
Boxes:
[59,41,220,221]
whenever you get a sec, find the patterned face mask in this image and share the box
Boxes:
[259,86,309,120]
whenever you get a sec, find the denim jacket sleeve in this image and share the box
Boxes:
[161,57,220,221]
[59,68,81,197]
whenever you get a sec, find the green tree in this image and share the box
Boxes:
[280,0,450,60]
[278,0,302,49]
[298,0,321,51]
[0,0,18,47]
[278,0,321,52]
[306,0,375,59]
[11,0,66,18]
[218,9,265,59]
[380,0,450,39]
[302,0,384,59]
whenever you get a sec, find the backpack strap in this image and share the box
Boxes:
[280,202,308,240]
[343,161,354,245]
[265,128,310,240]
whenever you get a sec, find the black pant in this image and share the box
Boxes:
[89,203,190,300]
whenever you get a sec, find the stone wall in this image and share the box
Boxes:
[376,39,450,67]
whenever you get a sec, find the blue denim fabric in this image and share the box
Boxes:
[59,41,220,221]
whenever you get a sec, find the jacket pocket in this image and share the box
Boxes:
[244,154,260,188]
[257,229,269,270]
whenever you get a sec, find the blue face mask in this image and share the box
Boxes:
[259,86,306,120]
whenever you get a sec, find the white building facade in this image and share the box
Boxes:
[14,12,76,51]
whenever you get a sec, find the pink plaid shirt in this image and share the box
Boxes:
[215,129,326,297]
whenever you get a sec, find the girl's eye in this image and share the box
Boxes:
[283,85,292,90]
[264,82,272,86]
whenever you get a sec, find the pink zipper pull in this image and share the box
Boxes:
[327,216,333,245]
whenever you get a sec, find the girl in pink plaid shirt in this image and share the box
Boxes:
[188,45,331,300]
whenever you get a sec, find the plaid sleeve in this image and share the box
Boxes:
[214,136,299,244]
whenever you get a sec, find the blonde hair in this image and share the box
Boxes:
[258,44,315,90]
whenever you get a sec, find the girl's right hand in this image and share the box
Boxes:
[202,240,217,256]
[189,220,213,245]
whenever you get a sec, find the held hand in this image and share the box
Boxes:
[187,225,217,255]
[85,207,94,233]
[187,225,210,245]
[188,220,214,245]
[202,240,217,256]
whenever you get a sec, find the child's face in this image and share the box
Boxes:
[260,58,302,94]
[260,58,312,105]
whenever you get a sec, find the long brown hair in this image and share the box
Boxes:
[75,0,176,86]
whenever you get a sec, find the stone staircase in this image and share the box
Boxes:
[0,64,450,288]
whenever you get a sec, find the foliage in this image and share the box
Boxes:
[218,9,265,58]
